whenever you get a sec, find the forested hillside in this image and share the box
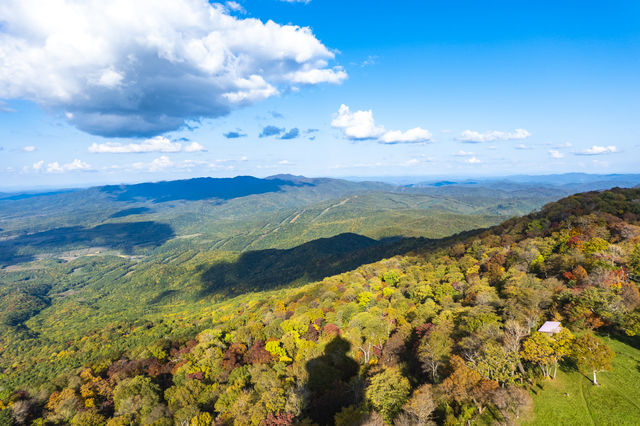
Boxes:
[0,175,589,266]
[1,187,640,425]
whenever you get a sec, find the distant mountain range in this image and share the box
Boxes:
[1,173,640,268]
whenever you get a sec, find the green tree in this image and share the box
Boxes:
[112,375,162,420]
[571,334,615,385]
[366,368,411,423]
[629,243,640,276]
[417,323,452,382]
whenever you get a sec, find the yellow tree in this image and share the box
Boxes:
[520,329,574,379]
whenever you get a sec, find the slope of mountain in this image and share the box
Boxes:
[1,186,639,425]
[0,175,548,267]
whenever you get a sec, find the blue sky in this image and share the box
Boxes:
[0,0,639,189]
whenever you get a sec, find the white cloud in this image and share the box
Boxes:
[331,104,432,144]
[455,150,474,156]
[132,155,173,172]
[88,136,204,153]
[22,145,36,152]
[466,156,482,164]
[225,1,245,13]
[0,0,344,137]
[458,128,531,143]
[46,159,92,173]
[286,67,347,84]
[32,160,44,171]
[278,160,292,165]
[555,142,572,148]
[184,142,206,152]
[549,150,564,159]
[576,145,618,155]
[380,127,432,144]
[331,105,385,139]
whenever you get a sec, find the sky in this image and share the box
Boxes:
[0,0,639,189]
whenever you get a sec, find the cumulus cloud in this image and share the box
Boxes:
[549,150,564,159]
[331,104,432,144]
[184,142,206,152]
[455,150,474,156]
[46,159,92,173]
[260,125,284,138]
[466,157,481,164]
[457,128,531,143]
[22,145,36,152]
[0,0,346,137]
[88,136,204,153]
[380,128,433,144]
[576,145,618,155]
[32,160,44,171]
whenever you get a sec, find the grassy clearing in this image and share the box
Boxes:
[524,336,640,426]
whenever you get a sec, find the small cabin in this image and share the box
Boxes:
[538,321,562,336]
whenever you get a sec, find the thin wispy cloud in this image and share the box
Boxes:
[515,143,532,150]
[0,100,15,112]
[331,104,432,144]
[23,159,92,174]
[457,129,531,143]
[549,150,564,159]
[0,0,345,137]
[575,145,618,155]
[88,136,204,153]
[224,1,245,13]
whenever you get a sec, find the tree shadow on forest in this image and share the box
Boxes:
[199,228,486,299]
[198,233,424,297]
[0,221,174,266]
[305,336,361,425]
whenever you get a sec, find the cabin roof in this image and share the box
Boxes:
[538,321,562,333]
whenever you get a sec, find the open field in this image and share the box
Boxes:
[525,337,640,425]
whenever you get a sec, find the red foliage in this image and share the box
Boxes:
[187,371,204,380]
[262,412,295,425]
[322,323,340,338]
[222,343,247,372]
[245,340,275,364]
[170,339,197,358]
[567,235,583,249]
[572,266,588,284]
[303,325,319,342]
